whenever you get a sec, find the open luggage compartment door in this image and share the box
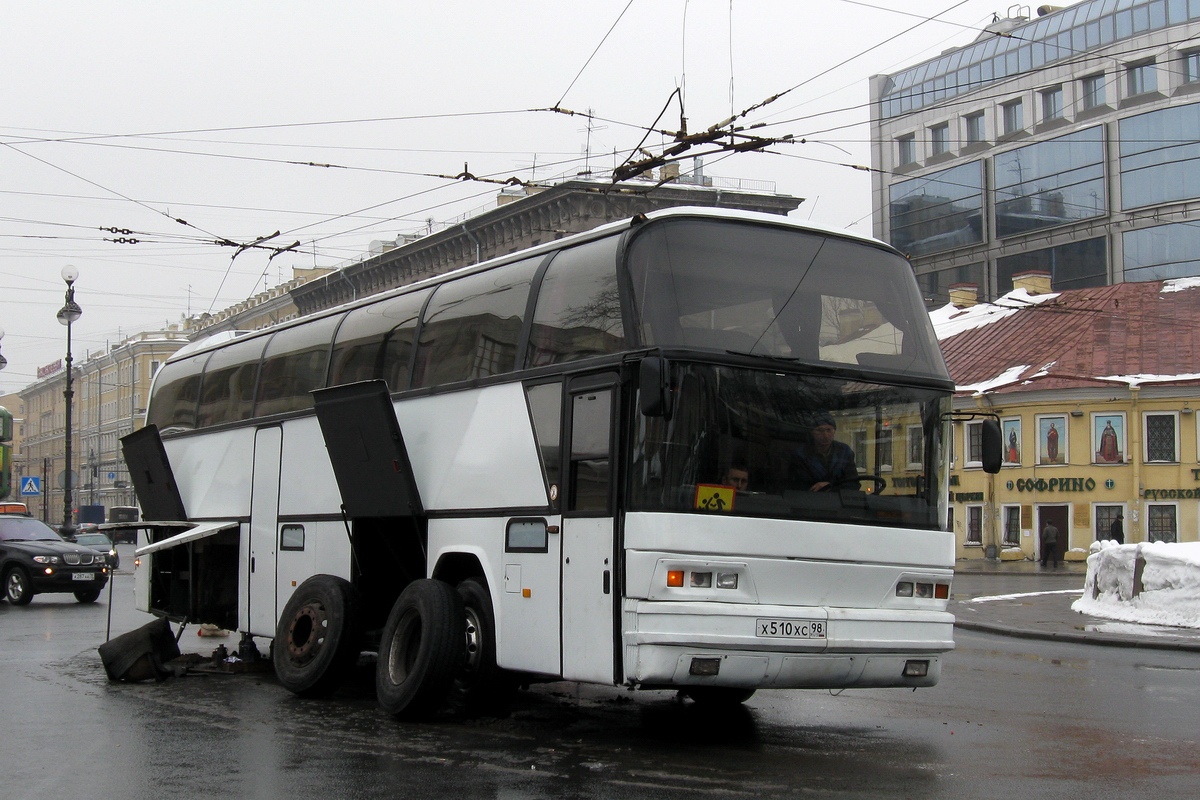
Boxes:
[312,380,424,519]
[121,424,187,522]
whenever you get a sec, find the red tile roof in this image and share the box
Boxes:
[935,280,1200,395]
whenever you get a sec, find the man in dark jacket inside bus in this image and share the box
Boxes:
[792,413,858,492]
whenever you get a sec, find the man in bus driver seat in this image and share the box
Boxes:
[792,413,858,492]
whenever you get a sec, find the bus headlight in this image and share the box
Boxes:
[715,572,739,590]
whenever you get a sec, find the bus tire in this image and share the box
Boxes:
[376,579,464,720]
[272,575,361,698]
[682,687,756,706]
[452,578,514,714]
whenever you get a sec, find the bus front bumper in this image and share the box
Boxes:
[622,599,954,690]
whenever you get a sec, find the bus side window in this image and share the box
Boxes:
[527,238,625,367]
[330,289,428,390]
[195,336,268,428]
[413,259,539,388]
[525,382,562,508]
[569,389,613,513]
[147,354,207,432]
[255,313,341,417]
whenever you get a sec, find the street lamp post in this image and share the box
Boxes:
[57,265,82,535]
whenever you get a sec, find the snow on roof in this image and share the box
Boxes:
[957,364,1031,395]
[1095,373,1200,387]
[929,288,1059,340]
[1161,276,1200,293]
[936,279,1200,396]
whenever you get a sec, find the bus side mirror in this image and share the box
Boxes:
[639,356,672,419]
[981,418,1002,474]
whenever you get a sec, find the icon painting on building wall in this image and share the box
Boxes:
[1093,413,1125,464]
[1002,418,1021,465]
[1038,415,1067,465]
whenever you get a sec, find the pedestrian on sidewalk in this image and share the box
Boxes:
[1110,513,1125,544]
[1040,520,1060,567]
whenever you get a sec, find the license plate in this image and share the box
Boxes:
[72,573,95,582]
[756,618,826,639]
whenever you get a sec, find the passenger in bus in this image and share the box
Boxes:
[723,463,750,493]
[791,413,858,492]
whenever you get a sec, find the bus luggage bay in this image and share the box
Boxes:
[123,207,1000,716]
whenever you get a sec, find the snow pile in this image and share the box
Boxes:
[1072,540,1200,629]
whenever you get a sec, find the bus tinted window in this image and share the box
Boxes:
[413,259,539,388]
[625,219,949,382]
[146,354,208,432]
[527,238,625,366]
[256,313,343,416]
[196,336,269,428]
[329,288,430,391]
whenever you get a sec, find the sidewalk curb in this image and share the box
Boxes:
[954,618,1200,653]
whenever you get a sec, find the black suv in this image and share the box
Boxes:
[1,514,111,605]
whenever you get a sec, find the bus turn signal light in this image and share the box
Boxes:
[667,570,685,587]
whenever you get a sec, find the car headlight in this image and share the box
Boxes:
[33,555,60,564]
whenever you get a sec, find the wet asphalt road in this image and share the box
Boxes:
[3,554,1199,799]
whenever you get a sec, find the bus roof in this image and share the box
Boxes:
[165,207,902,366]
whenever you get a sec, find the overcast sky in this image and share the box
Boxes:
[0,0,1004,395]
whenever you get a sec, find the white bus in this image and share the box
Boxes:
[123,207,1000,717]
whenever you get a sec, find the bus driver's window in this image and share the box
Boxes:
[569,390,612,512]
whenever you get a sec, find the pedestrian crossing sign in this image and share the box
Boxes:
[19,476,41,496]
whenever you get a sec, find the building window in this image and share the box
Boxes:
[965,111,985,144]
[1144,413,1178,462]
[1127,59,1157,96]
[1040,85,1064,121]
[995,126,1106,237]
[1120,105,1200,210]
[1183,50,1200,84]
[852,430,868,471]
[930,123,950,156]
[878,428,894,472]
[1081,73,1105,110]
[1001,99,1024,134]
[966,505,983,546]
[1002,505,1021,546]
[897,134,916,165]
[1146,504,1178,543]
[966,421,983,467]
[888,161,985,257]
[1095,505,1123,542]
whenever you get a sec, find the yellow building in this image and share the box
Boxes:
[936,273,1200,561]
[18,330,189,524]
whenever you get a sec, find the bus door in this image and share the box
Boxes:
[248,425,282,636]
[499,383,563,676]
[561,374,619,684]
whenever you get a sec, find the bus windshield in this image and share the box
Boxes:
[630,364,949,529]
[625,218,950,383]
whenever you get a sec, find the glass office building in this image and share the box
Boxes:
[870,0,1200,304]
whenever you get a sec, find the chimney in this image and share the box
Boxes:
[1011,270,1052,296]
[948,283,979,308]
[660,162,680,181]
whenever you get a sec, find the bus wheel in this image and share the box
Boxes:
[272,575,361,698]
[682,687,756,706]
[376,579,464,720]
[452,578,514,714]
